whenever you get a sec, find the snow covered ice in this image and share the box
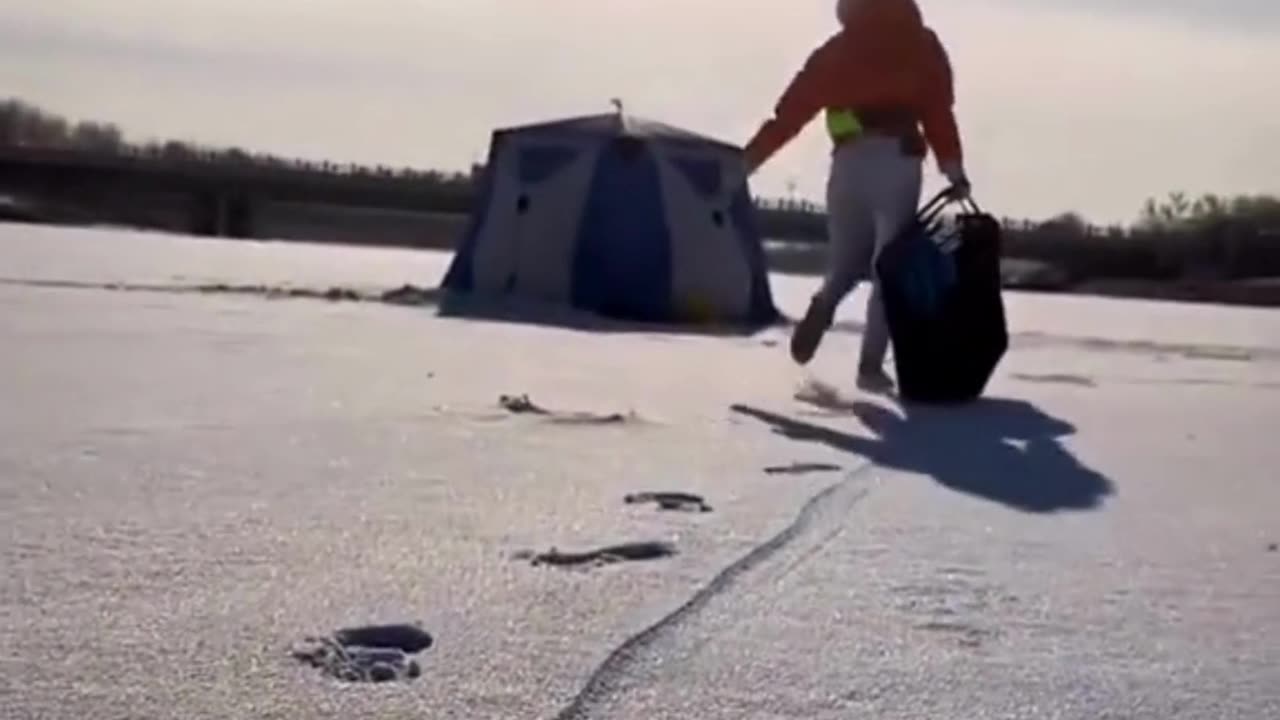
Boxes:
[2,224,1278,719]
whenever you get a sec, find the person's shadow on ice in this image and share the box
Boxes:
[732,386,1115,514]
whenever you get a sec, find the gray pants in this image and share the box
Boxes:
[817,136,923,371]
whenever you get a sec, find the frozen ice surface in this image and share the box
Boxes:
[2,224,1278,719]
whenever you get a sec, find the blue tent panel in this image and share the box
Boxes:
[571,139,672,322]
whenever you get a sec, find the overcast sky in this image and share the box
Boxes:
[2,0,1277,224]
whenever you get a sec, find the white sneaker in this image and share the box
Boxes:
[856,367,895,395]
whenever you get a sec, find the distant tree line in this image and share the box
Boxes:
[3,96,1278,281]
[0,98,125,153]
[1001,192,1280,282]
[0,97,478,188]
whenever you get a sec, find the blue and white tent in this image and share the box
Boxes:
[441,113,779,326]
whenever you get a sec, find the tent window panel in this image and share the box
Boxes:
[518,146,579,184]
[671,156,722,198]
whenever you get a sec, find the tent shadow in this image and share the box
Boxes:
[731,397,1115,514]
[435,290,786,338]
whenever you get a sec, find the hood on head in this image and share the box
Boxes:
[837,0,924,29]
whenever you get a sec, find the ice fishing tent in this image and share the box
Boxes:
[440,113,779,327]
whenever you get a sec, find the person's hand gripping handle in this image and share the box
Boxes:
[941,161,971,201]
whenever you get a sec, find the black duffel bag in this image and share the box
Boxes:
[874,188,1008,404]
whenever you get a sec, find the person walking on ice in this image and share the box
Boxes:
[741,0,971,393]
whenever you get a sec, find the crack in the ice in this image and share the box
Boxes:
[552,470,872,719]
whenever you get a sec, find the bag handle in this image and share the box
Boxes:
[916,186,986,226]
[916,188,954,226]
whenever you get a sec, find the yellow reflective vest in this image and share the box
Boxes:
[825,108,865,143]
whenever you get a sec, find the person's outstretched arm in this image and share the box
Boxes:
[918,30,967,192]
[743,37,839,175]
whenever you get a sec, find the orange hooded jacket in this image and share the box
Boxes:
[743,0,962,174]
